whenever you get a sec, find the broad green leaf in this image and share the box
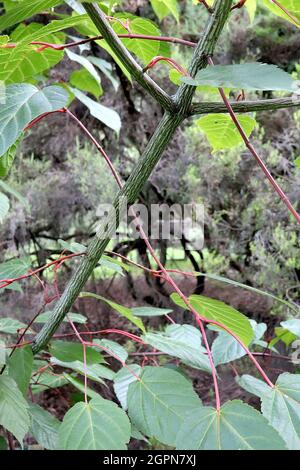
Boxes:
[143,324,211,373]
[0,258,30,292]
[0,192,9,222]
[281,319,300,337]
[35,311,87,324]
[63,373,101,399]
[49,340,104,364]
[182,63,300,94]
[196,114,257,151]
[93,339,128,364]
[171,293,253,346]
[246,0,257,22]
[0,257,30,280]
[70,68,103,99]
[31,371,68,394]
[28,403,60,450]
[176,400,286,450]
[0,376,30,445]
[65,49,101,86]
[0,0,62,32]
[0,35,9,46]
[58,397,131,450]
[70,87,121,133]
[0,24,64,84]
[238,373,300,450]
[88,57,119,91]
[58,238,86,253]
[0,84,69,157]
[51,357,115,382]
[113,17,162,64]
[263,0,300,27]
[17,15,88,44]
[80,292,145,332]
[0,136,23,179]
[7,345,33,395]
[113,365,142,409]
[127,366,202,446]
[194,272,299,315]
[131,306,173,316]
[0,317,27,334]
[212,320,266,366]
[270,326,297,347]
[150,0,179,22]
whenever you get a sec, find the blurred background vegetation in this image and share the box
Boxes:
[1,0,299,323]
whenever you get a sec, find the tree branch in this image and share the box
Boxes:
[82,2,175,112]
[32,0,233,354]
[191,97,300,115]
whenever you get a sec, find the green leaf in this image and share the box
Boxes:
[0,317,27,334]
[49,340,104,364]
[143,324,211,372]
[0,84,69,157]
[0,0,62,32]
[51,357,115,383]
[150,0,179,22]
[0,376,30,445]
[0,23,64,84]
[58,397,131,450]
[63,373,101,399]
[131,306,173,317]
[66,49,101,86]
[113,365,142,409]
[70,87,121,133]
[238,373,300,450]
[88,57,119,91]
[28,403,60,450]
[0,192,9,222]
[270,326,297,347]
[171,293,254,346]
[0,136,23,179]
[295,156,300,168]
[80,292,145,333]
[0,257,30,293]
[196,114,257,151]
[176,400,286,450]
[182,63,300,94]
[245,0,257,22]
[127,366,202,446]
[281,319,300,337]
[70,68,103,99]
[194,272,299,315]
[93,339,128,364]
[263,0,300,28]
[31,370,68,394]
[212,320,266,366]
[35,311,87,324]
[113,17,162,64]
[7,345,33,395]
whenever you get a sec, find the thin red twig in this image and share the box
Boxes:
[208,57,300,225]
[143,56,189,76]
